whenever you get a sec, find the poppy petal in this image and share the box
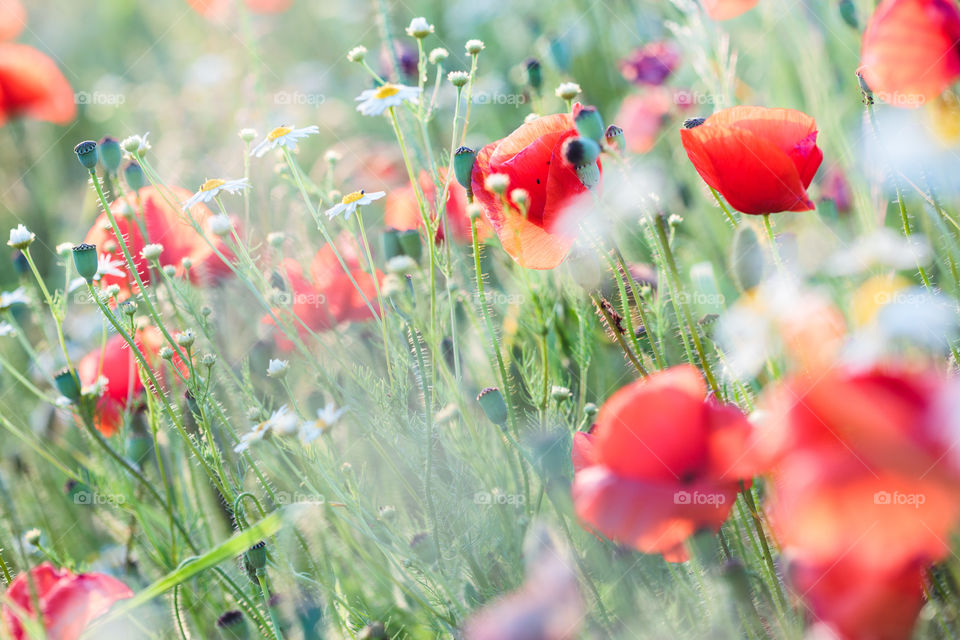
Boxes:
[0,0,25,41]
[703,0,758,20]
[0,43,75,125]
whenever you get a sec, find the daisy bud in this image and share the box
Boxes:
[119,301,136,317]
[378,505,397,520]
[216,611,249,640]
[121,134,150,156]
[382,274,404,299]
[175,329,196,348]
[239,128,257,143]
[484,173,510,195]
[267,232,286,248]
[181,257,192,271]
[477,387,508,426]
[551,385,572,401]
[55,242,73,256]
[562,137,601,167]
[7,224,35,250]
[406,17,434,39]
[467,203,483,221]
[347,45,367,62]
[428,48,449,64]
[386,255,418,275]
[453,146,476,192]
[574,106,605,142]
[201,306,212,318]
[98,136,123,173]
[323,149,342,165]
[382,228,403,260]
[605,124,625,153]
[54,368,81,403]
[465,39,485,55]
[583,402,598,417]
[73,140,98,170]
[729,225,766,292]
[159,347,174,360]
[123,161,146,191]
[525,58,542,91]
[555,82,581,101]
[141,243,164,262]
[682,117,706,129]
[266,359,289,379]
[113,200,132,218]
[245,541,268,572]
[200,353,217,368]
[448,71,469,88]
[359,622,388,640]
[72,243,98,282]
[104,284,120,299]
[162,265,176,278]
[209,214,233,237]
[397,229,422,262]
[511,188,529,207]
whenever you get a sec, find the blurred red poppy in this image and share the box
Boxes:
[680,105,823,214]
[615,90,674,154]
[83,186,234,299]
[264,236,381,350]
[186,0,292,18]
[471,106,600,269]
[860,0,960,107]
[571,365,753,561]
[384,168,488,243]
[77,327,177,437]
[0,0,25,41]
[619,41,680,86]
[2,562,132,640]
[703,0,758,20]
[0,43,75,126]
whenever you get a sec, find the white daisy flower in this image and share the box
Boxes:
[121,132,151,156]
[301,402,346,443]
[250,125,319,158]
[0,322,15,337]
[0,287,29,312]
[182,178,251,211]
[234,405,299,452]
[324,189,386,220]
[355,84,421,116]
[96,254,125,280]
[7,224,34,250]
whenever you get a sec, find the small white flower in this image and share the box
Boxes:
[406,17,434,38]
[484,173,510,194]
[239,128,257,143]
[7,224,34,250]
[0,287,29,311]
[0,322,15,337]
[266,359,289,378]
[250,125,319,158]
[429,48,449,64]
[234,405,298,452]
[96,254,125,280]
[208,215,233,237]
[182,178,250,211]
[555,82,582,101]
[465,39,485,55]
[355,84,421,116]
[121,132,151,156]
[301,403,345,443]
[141,243,164,261]
[324,189,386,220]
[347,45,367,62]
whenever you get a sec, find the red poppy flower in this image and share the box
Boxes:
[703,0,758,20]
[680,105,823,215]
[0,0,25,41]
[0,43,75,126]
[860,0,960,107]
[2,562,132,640]
[571,365,753,561]
[619,41,681,86]
[186,0,292,18]
[83,186,234,299]
[264,236,381,350]
[470,106,600,269]
[77,327,178,437]
[384,169,489,243]
[615,90,674,154]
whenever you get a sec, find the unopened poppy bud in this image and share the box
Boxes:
[554,82,581,101]
[562,137,601,167]
[838,0,858,28]
[347,45,367,62]
[126,433,153,465]
[574,106,605,142]
[141,243,163,261]
[447,71,469,88]
[72,243,99,282]
[605,125,625,153]
[359,622,388,640]
[682,117,706,129]
[74,140,98,170]
[175,329,196,348]
[453,146,476,192]
[406,17,434,39]
[397,229,422,262]
[123,161,146,191]
[159,347,174,360]
[428,48,449,64]
[729,225,766,292]
[465,39,485,55]
[525,58,542,91]
[484,173,510,195]
[245,540,268,572]
[54,368,81,402]
[96,138,123,175]
[576,163,601,188]
[477,387,508,426]
[216,611,249,640]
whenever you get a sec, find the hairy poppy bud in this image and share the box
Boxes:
[74,140,98,170]
[838,0,858,28]
[729,225,766,292]
[98,137,123,173]
[525,58,542,91]
[574,106,605,142]
[477,387,508,426]
[123,161,146,191]
[54,368,81,402]
[245,541,268,572]
[72,243,99,282]
[453,146,476,193]
[216,611,249,640]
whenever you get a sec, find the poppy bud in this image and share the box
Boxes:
[525,58,543,91]
[245,541,268,572]
[729,225,766,292]
[397,229,422,262]
[682,117,706,129]
[562,137,601,167]
[98,137,123,173]
[72,243,99,282]
[838,0,858,28]
[477,387,508,426]
[574,106,605,143]
[453,146,476,193]
[382,228,403,260]
[605,125,625,153]
[410,532,438,564]
[74,140,98,170]
[54,368,81,402]
[216,610,249,640]
[123,161,146,191]
[126,433,153,465]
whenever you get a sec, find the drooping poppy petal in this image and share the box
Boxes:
[0,0,26,41]
[703,0,758,20]
[0,43,75,126]
[860,0,960,107]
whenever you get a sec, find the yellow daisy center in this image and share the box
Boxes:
[374,84,400,99]
[200,178,226,192]
[267,126,293,141]
[341,190,365,205]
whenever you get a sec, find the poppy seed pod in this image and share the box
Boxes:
[574,106,605,142]
[477,387,508,426]
[54,368,81,403]
[98,137,123,173]
[682,117,706,129]
[123,161,146,191]
[562,137,601,167]
[72,243,99,282]
[245,541,268,572]
[453,146,476,193]
[604,125,625,153]
[525,58,542,91]
[74,140,98,171]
